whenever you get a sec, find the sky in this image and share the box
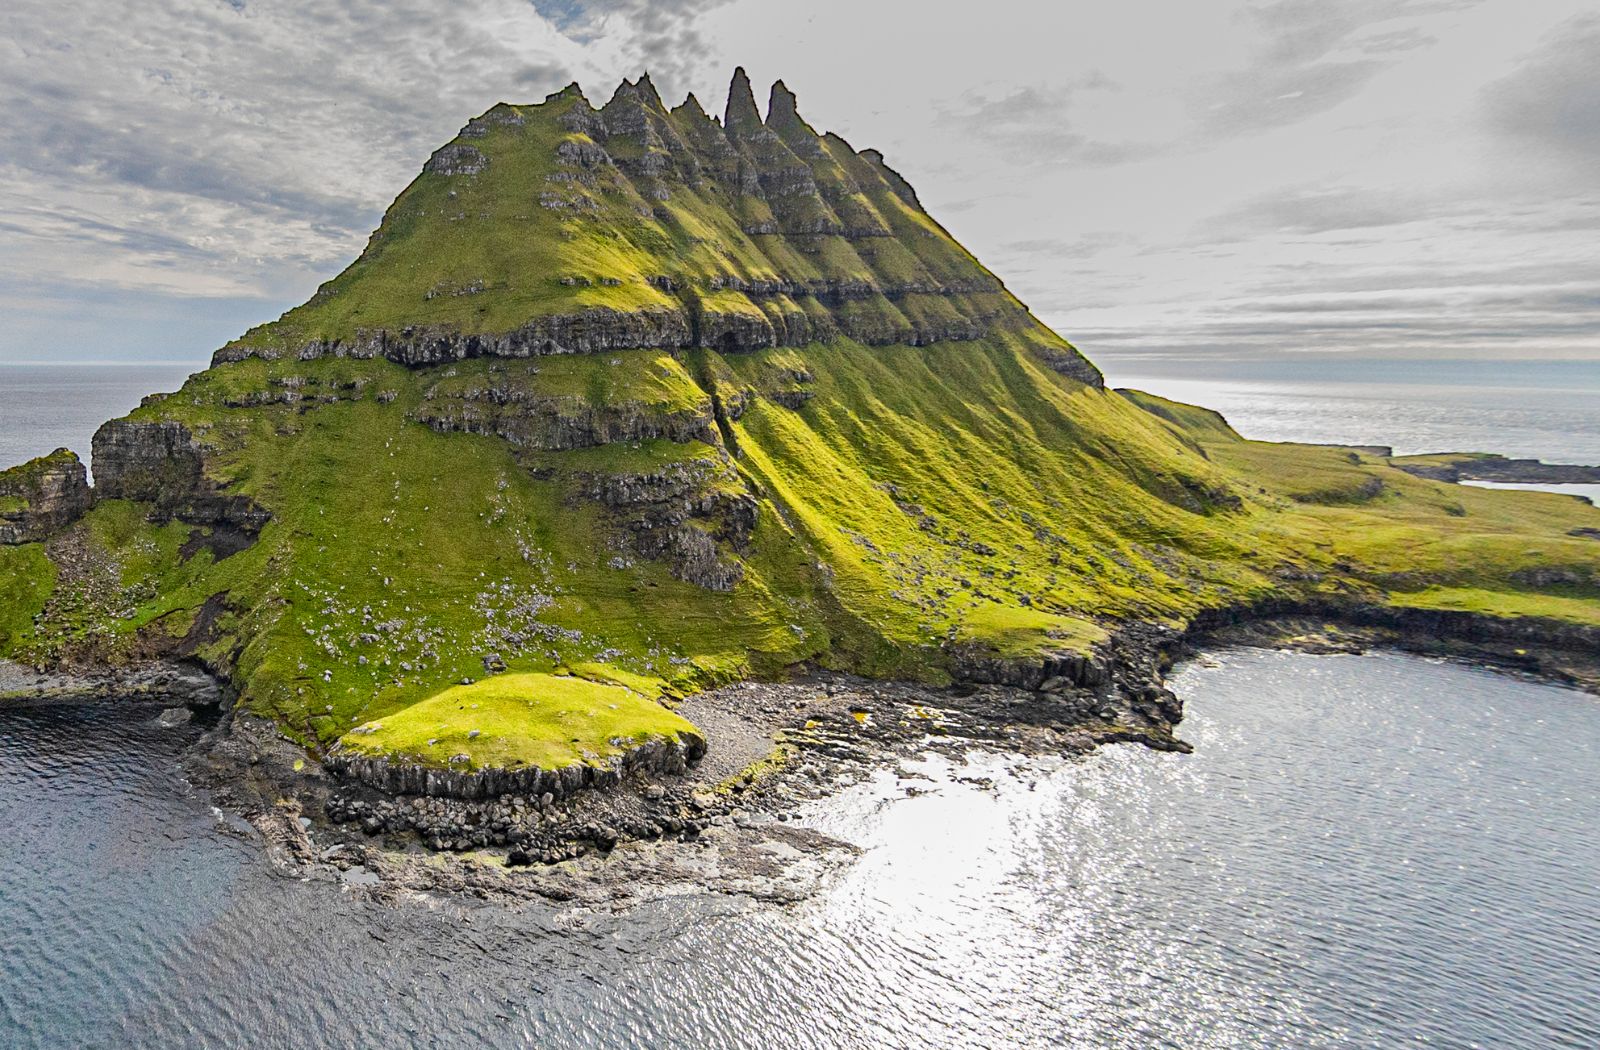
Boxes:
[2,0,1597,369]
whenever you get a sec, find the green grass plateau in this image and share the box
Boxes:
[340,673,699,772]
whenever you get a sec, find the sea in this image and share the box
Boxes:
[2,358,1599,1048]
[0,364,198,478]
[3,652,1597,1048]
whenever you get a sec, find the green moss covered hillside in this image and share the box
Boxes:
[2,71,1597,782]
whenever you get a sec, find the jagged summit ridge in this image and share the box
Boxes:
[216,70,1102,387]
[722,65,764,136]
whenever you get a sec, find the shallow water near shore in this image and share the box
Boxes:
[3,649,1599,1048]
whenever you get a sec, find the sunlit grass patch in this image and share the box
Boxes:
[338,672,700,771]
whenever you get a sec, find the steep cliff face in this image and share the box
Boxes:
[92,419,269,543]
[0,450,92,545]
[213,70,1102,387]
[92,421,205,508]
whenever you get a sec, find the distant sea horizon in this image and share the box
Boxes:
[0,362,201,475]
[1098,355,1600,465]
[2,355,1597,475]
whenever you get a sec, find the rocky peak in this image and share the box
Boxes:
[603,74,667,116]
[601,75,691,178]
[634,72,665,109]
[674,91,710,123]
[667,89,738,185]
[766,79,801,129]
[858,148,921,210]
[765,79,825,159]
[212,67,1101,389]
[723,66,764,139]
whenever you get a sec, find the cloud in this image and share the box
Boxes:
[0,0,608,308]
[4,0,1597,371]
[1070,276,1600,361]
[1197,59,1389,135]
[1000,232,1135,260]
[936,78,1163,167]
[1193,0,1454,135]
[1482,13,1600,180]
[530,0,733,89]
[0,0,672,361]
[1198,185,1433,239]
[0,272,279,365]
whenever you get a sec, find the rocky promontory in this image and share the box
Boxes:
[0,450,92,545]
[1393,453,1600,485]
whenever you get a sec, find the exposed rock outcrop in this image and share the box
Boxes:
[572,454,756,590]
[413,381,715,451]
[0,657,225,706]
[0,449,93,545]
[1394,454,1600,485]
[1036,342,1106,387]
[214,307,696,367]
[423,143,488,176]
[91,420,269,541]
[326,730,706,802]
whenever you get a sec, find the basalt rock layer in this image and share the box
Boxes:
[326,730,705,802]
[1393,454,1600,486]
[0,450,92,545]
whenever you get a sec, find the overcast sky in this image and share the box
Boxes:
[3,0,1597,368]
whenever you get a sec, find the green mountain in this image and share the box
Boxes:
[3,71,1598,791]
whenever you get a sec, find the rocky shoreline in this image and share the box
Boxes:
[324,729,705,803]
[1395,454,1600,486]
[4,598,1596,906]
[0,657,224,707]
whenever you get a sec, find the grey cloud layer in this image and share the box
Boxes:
[937,78,1164,167]
[1483,14,1600,178]
[0,0,735,359]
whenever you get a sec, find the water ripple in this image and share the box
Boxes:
[2,652,1598,1048]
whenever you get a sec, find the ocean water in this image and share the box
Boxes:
[1103,357,1600,463]
[0,364,198,473]
[2,651,1597,1048]
[1463,480,1600,505]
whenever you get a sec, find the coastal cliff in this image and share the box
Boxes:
[2,71,1598,823]
[0,450,91,545]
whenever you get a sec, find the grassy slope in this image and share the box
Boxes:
[5,346,1593,777]
[1123,391,1600,624]
[0,545,54,652]
[3,342,1598,776]
[340,672,700,772]
[2,353,830,752]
